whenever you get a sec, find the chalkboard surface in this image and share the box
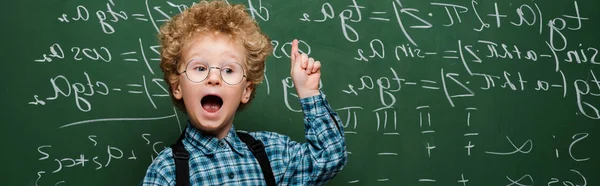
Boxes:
[3,0,599,185]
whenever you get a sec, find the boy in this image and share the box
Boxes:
[143,0,347,185]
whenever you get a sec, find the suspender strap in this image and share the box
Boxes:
[171,131,276,186]
[171,132,190,186]
[237,132,277,186]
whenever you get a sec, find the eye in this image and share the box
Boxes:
[193,66,207,72]
[223,67,235,74]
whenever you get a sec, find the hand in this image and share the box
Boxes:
[290,39,321,99]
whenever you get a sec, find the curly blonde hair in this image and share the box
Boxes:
[159,0,273,112]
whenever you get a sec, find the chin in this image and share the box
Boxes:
[188,112,233,137]
[196,120,227,131]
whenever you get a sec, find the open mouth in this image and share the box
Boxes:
[201,95,223,113]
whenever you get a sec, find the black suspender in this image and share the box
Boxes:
[171,132,190,186]
[236,132,277,186]
[171,131,276,186]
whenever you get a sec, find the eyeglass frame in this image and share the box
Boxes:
[178,59,247,85]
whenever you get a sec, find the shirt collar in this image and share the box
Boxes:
[184,121,246,156]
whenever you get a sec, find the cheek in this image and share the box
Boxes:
[180,83,201,102]
[224,87,245,103]
[182,93,200,107]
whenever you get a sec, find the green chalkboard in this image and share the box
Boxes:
[3,0,599,185]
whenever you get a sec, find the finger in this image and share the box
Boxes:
[300,53,308,69]
[290,39,299,63]
[312,61,321,73]
[293,52,302,71]
[306,58,315,74]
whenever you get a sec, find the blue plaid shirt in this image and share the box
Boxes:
[143,93,347,185]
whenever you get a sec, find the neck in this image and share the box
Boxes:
[200,123,232,139]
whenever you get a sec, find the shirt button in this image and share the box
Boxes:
[218,140,226,148]
[228,172,235,179]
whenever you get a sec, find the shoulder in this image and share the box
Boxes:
[145,147,176,181]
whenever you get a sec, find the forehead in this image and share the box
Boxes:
[180,32,246,64]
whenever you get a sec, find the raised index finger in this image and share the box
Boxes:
[291,39,299,62]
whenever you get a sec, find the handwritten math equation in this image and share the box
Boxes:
[34,133,167,185]
[300,0,587,48]
[334,105,590,185]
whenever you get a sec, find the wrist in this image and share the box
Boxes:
[297,89,320,99]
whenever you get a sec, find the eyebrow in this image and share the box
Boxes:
[187,58,242,68]
[187,58,207,63]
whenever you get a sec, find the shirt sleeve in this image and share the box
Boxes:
[279,91,348,185]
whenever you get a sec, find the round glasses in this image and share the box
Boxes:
[179,59,247,85]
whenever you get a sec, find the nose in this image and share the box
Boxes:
[205,67,221,85]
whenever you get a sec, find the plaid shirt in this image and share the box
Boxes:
[143,93,347,185]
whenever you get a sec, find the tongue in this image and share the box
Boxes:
[202,100,221,113]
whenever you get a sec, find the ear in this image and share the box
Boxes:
[170,76,183,100]
[241,83,254,104]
